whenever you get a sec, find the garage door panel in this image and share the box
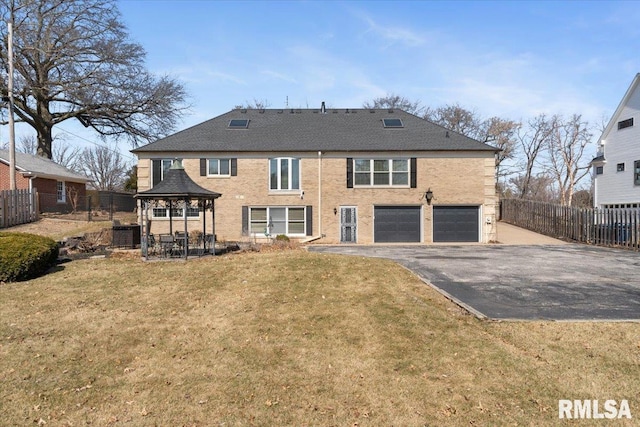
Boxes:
[374,206,421,243]
[433,206,479,242]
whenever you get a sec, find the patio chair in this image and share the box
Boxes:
[159,234,176,258]
[147,234,160,256]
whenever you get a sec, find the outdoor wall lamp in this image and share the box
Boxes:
[425,188,434,205]
[333,207,337,215]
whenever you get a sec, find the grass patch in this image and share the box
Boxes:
[0,251,638,425]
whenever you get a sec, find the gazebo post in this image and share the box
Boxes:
[202,200,207,255]
[212,198,216,255]
[183,198,188,259]
[142,200,148,259]
[168,200,173,236]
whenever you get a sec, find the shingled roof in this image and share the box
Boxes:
[135,160,221,200]
[0,149,89,182]
[132,108,498,154]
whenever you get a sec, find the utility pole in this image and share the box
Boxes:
[8,21,16,190]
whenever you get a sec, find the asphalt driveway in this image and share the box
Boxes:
[309,244,640,321]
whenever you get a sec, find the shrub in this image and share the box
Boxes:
[274,234,290,242]
[0,232,59,282]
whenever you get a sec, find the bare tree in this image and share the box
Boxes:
[482,117,521,185]
[508,172,556,202]
[544,114,593,206]
[234,98,271,110]
[18,134,82,172]
[18,134,36,154]
[0,0,188,159]
[513,114,554,199]
[80,145,129,190]
[423,104,484,139]
[363,93,424,116]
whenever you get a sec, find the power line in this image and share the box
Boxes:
[55,125,137,162]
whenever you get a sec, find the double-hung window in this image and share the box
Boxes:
[270,158,300,191]
[354,159,409,186]
[249,206,306,236]
[208,159,231,176]
[56,181,66,203]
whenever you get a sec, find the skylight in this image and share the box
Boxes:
[383,118,403,128]
[228,119,249,129]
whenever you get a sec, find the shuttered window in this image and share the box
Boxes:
[200,158,237,176]
[350,158,415,187]
[243,206,311,236]
[151,159,181,186]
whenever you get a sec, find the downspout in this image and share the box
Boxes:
[303,150,324,244]
[318,150,322,237]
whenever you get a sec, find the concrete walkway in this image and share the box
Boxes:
[496,222,567,245]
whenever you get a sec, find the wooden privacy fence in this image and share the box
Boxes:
[0,189,39,229]
[501,198,640,250]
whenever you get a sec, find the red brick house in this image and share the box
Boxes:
[0,149,90,212]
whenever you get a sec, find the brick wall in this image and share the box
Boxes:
[138,153,497,244]
[34,178,87,212]
[0,162,31,190]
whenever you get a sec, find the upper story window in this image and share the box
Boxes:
[354,159,409,186]
[618,118,633,130]
[596,166,604,175]
[152,158,183,187]
[57,181,66,203]
[208,159,231,176]
[200,158,236,177]
[617,163,625,172]
[228,119,249,129]
[635,160,640,186]
[270,158,300,191]
[382,118,403,128]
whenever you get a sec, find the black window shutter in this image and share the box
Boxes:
[306,206,313,236]
[231,158,237,176]
[410,158,417,188]
[152,159,162,187]
[346,158,353,188]
[241,206,248,236]
[200,158,207,176]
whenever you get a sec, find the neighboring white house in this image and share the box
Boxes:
[592,73,640,209]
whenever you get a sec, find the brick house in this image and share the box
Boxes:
[0,149,90,212]
[132,107,499,244]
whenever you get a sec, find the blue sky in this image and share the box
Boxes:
[11,0,637,164]
[117,0,640,132]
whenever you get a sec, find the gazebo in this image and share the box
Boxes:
[135,160,222,260]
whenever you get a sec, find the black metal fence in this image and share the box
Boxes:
[501,198,640,250]
[39,191,137,222]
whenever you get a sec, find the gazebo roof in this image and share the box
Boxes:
[135,160,222,200]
